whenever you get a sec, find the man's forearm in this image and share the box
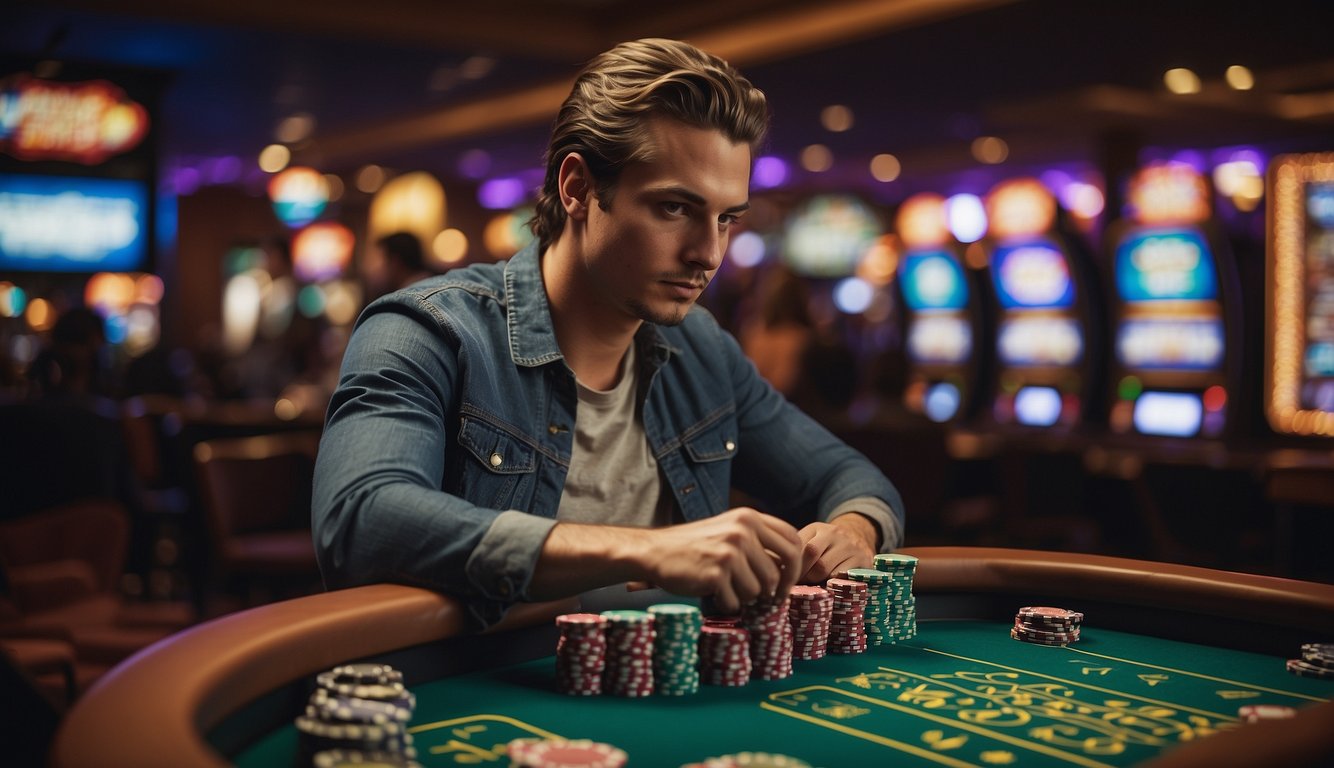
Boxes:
[527,522,649,600]
[830,511,881,551]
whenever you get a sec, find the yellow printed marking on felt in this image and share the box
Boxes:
[767,685,1116,768]
[409,713,563,739]
[1063,646,1330,703]
[760,702,983,768]
[921,648,1239,721]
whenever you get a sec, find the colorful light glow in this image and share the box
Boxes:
[727,231,765,268]
[292,221,355,282]
[753,156,788,189]
[1128,162,1211,225]
[833,277,874,314]
[985,178,1055,239]
[369,171,446,248]
[0,76,149,164]
[478,177,527,210]
[896,193,950,248]
[268,167,329,228]
[432,228,469,266]
[945,193,987,243]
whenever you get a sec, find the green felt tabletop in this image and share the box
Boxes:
[235,620,1332,767]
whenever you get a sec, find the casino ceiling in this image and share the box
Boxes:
[5,0,1334,198]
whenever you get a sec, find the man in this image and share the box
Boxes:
[363,231,433,300]
[313,38,903,628]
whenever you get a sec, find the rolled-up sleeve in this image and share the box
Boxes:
[312,304,528,627]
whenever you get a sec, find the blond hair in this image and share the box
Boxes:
[531,38,768,248]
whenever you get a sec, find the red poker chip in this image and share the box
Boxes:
[1238,704,1297,723]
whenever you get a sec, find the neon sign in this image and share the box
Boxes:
[0,76,149,164]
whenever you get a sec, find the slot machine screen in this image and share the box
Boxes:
[992,240,1074,308]
[1132,391,1204,437]
[1114,226,1224,371]
[0,173,149,272]
[992,240,1083,367]
[1013,385,1062,427]
[1301,182,1334,412]
[901,250,971,364]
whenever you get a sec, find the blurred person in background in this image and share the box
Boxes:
[363,231,433,301]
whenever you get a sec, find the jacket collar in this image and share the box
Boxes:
[503,240,677,370]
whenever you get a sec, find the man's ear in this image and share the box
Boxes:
[558,153,593,220]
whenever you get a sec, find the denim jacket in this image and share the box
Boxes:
[313,242,904,627]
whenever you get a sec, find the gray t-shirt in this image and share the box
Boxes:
[558,344,676,528]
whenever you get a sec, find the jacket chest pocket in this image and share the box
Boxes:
[456,415,537,510]
[681,418,737,512]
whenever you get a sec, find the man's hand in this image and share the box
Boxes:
[797,513,879,584]
[639,507,803,614]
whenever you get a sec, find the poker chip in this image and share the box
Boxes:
[787,586,832,661]
[1286,658,1334,679]
[742,594,793,680]
[825,578,868,655]
[507,738,628,768]
[312,749,422,767]
[601,610,656,697]
[847,563,916,647]
[699,625,751,686]
[1012,606,1083,646]
[649,604,703,696]
[1299,643,1334,672]
[302,663,419,765]
[681,752,813,767]
[555,613,608,696]
[1238,704,1298,723]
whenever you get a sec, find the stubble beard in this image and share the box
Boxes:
[628,299,690,327]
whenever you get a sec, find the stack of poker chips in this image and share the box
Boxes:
[555,613,608,696]
[873,553,919,643]
[825,577,868,654]
[741,594,793,680]
[601,609,656,697]
[845,568,895,646]
[1011,606,1083,645]
[648,603,703,696]
[507,738,628,768]
[1286,643,1334,679]
[787,586,833,661]
[699,624,751,686]
[297,663,418,765]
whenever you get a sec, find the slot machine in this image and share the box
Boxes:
[982,178,1100,431]
[1266,152,1334,438]
[1103,162,1242,441]
[894,192,987,424]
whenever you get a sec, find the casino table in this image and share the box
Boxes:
[53,547,1334,767]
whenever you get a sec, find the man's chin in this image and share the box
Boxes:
[630,300,691,327]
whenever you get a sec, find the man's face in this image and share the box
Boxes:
[577,116,751,327]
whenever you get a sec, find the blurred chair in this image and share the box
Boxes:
[0,499,193,705]
[192,431,323,610]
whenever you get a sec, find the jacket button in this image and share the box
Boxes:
[725,440,736,451]
[490,453,503,467]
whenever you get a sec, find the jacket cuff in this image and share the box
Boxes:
[465,509,558,602]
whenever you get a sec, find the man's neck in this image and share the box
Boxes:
[541,240,640,391]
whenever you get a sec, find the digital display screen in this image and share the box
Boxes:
[0,174,149,272]
[900,250,968,310]
[991,240,1074,309]
[1117,317,1224,370]
[1132,391,1204,437]
[1302,183,1334,411]
[998,316,1083,366]
[907,314,972,364]
[1115,227,1217,302]
[1014,386,1062,427]
[782,194,881,278]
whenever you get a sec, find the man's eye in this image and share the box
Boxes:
[662,201,687,216]
[719,214,741,228]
